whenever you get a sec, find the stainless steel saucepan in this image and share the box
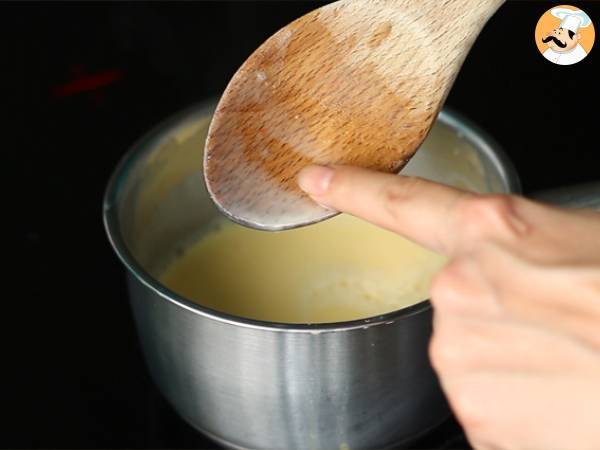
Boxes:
[103,100,597,449]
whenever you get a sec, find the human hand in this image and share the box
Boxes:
[298,165,600,450]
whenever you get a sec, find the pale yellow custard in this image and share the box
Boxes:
[160,214,446,324]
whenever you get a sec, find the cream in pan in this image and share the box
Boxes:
[160,213,445,324]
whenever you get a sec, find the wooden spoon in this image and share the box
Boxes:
[204,0,505,231]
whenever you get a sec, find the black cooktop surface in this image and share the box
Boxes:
[4,1,599,448]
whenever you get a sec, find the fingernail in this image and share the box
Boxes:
[297,165,334,196]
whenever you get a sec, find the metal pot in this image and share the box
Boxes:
[103,101,521,449]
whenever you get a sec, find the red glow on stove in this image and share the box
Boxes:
[53,69,123,97]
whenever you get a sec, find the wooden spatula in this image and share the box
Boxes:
[204,0,505,231]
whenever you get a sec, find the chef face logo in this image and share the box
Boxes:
[535,5,595,65]
[542,27,580,52]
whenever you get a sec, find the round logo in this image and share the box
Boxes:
[535,4,595,66]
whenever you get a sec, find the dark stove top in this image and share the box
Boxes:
[4,1,598,448]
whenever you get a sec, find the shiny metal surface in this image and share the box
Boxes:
[104,100,520,449]
[533,181,600,211]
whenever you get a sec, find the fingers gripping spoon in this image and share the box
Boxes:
[204,0,505,231]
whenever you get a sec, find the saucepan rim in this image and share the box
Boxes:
[103,99,521,333]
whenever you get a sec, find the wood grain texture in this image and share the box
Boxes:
[204,0,505,230]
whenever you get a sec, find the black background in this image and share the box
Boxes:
[3,1,599,448]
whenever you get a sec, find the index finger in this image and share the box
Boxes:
[297,164,471,254]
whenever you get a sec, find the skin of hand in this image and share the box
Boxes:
[298,165,600,450]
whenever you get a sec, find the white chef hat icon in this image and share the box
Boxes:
[551,7,592,33]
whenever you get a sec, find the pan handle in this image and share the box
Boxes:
[530,181,600,211]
